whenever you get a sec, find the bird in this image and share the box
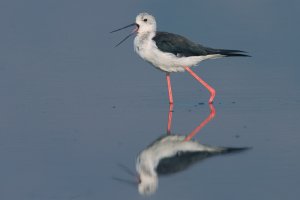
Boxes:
[111,12,249,104]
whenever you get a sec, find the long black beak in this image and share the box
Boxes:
[110,23,139,47]
[110,23,137,33]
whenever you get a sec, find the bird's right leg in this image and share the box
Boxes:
[166,73,174,104]
[184,66,216,104]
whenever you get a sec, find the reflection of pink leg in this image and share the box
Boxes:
[184,66,216,104]
[167,104,174,134]
[184,104,216,141]
[166,73,174,104]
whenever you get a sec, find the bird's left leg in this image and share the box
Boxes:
[166,72,174,104]
[184,66,216,104]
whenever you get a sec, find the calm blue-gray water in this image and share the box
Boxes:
[0,0,299,199]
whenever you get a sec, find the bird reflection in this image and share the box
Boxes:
[135,104,249,196]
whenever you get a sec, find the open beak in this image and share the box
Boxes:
[110,23,139,47]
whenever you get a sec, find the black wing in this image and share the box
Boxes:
[156,151,213,175]
[152,32,249,57]
[156,147,250,176]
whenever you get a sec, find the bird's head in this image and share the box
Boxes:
[110,12,156,47]
[135,13,157,34]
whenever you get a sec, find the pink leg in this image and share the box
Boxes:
[184,104,216,141]
[184,66,216,104]
[167,104,174,134]
[166,73,174,104]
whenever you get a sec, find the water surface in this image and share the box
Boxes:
[0,0,299,199]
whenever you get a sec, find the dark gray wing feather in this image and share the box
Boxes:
[156,151,212,175]
[152,32,249,57]
[156,147,250,175]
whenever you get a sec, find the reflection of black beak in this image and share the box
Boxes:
[112,177,137,186]
[110,23,139,47]
[112,163,141,188]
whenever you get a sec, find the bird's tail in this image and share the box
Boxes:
[220,146,252,154]
[205,47,250,57]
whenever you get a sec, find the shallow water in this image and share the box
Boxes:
[0,0,299,199]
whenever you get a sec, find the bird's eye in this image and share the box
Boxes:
[143,18,148,22]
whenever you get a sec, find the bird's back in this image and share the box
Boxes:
[153,31,249,58]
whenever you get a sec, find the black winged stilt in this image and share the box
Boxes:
[111,13,249,104]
